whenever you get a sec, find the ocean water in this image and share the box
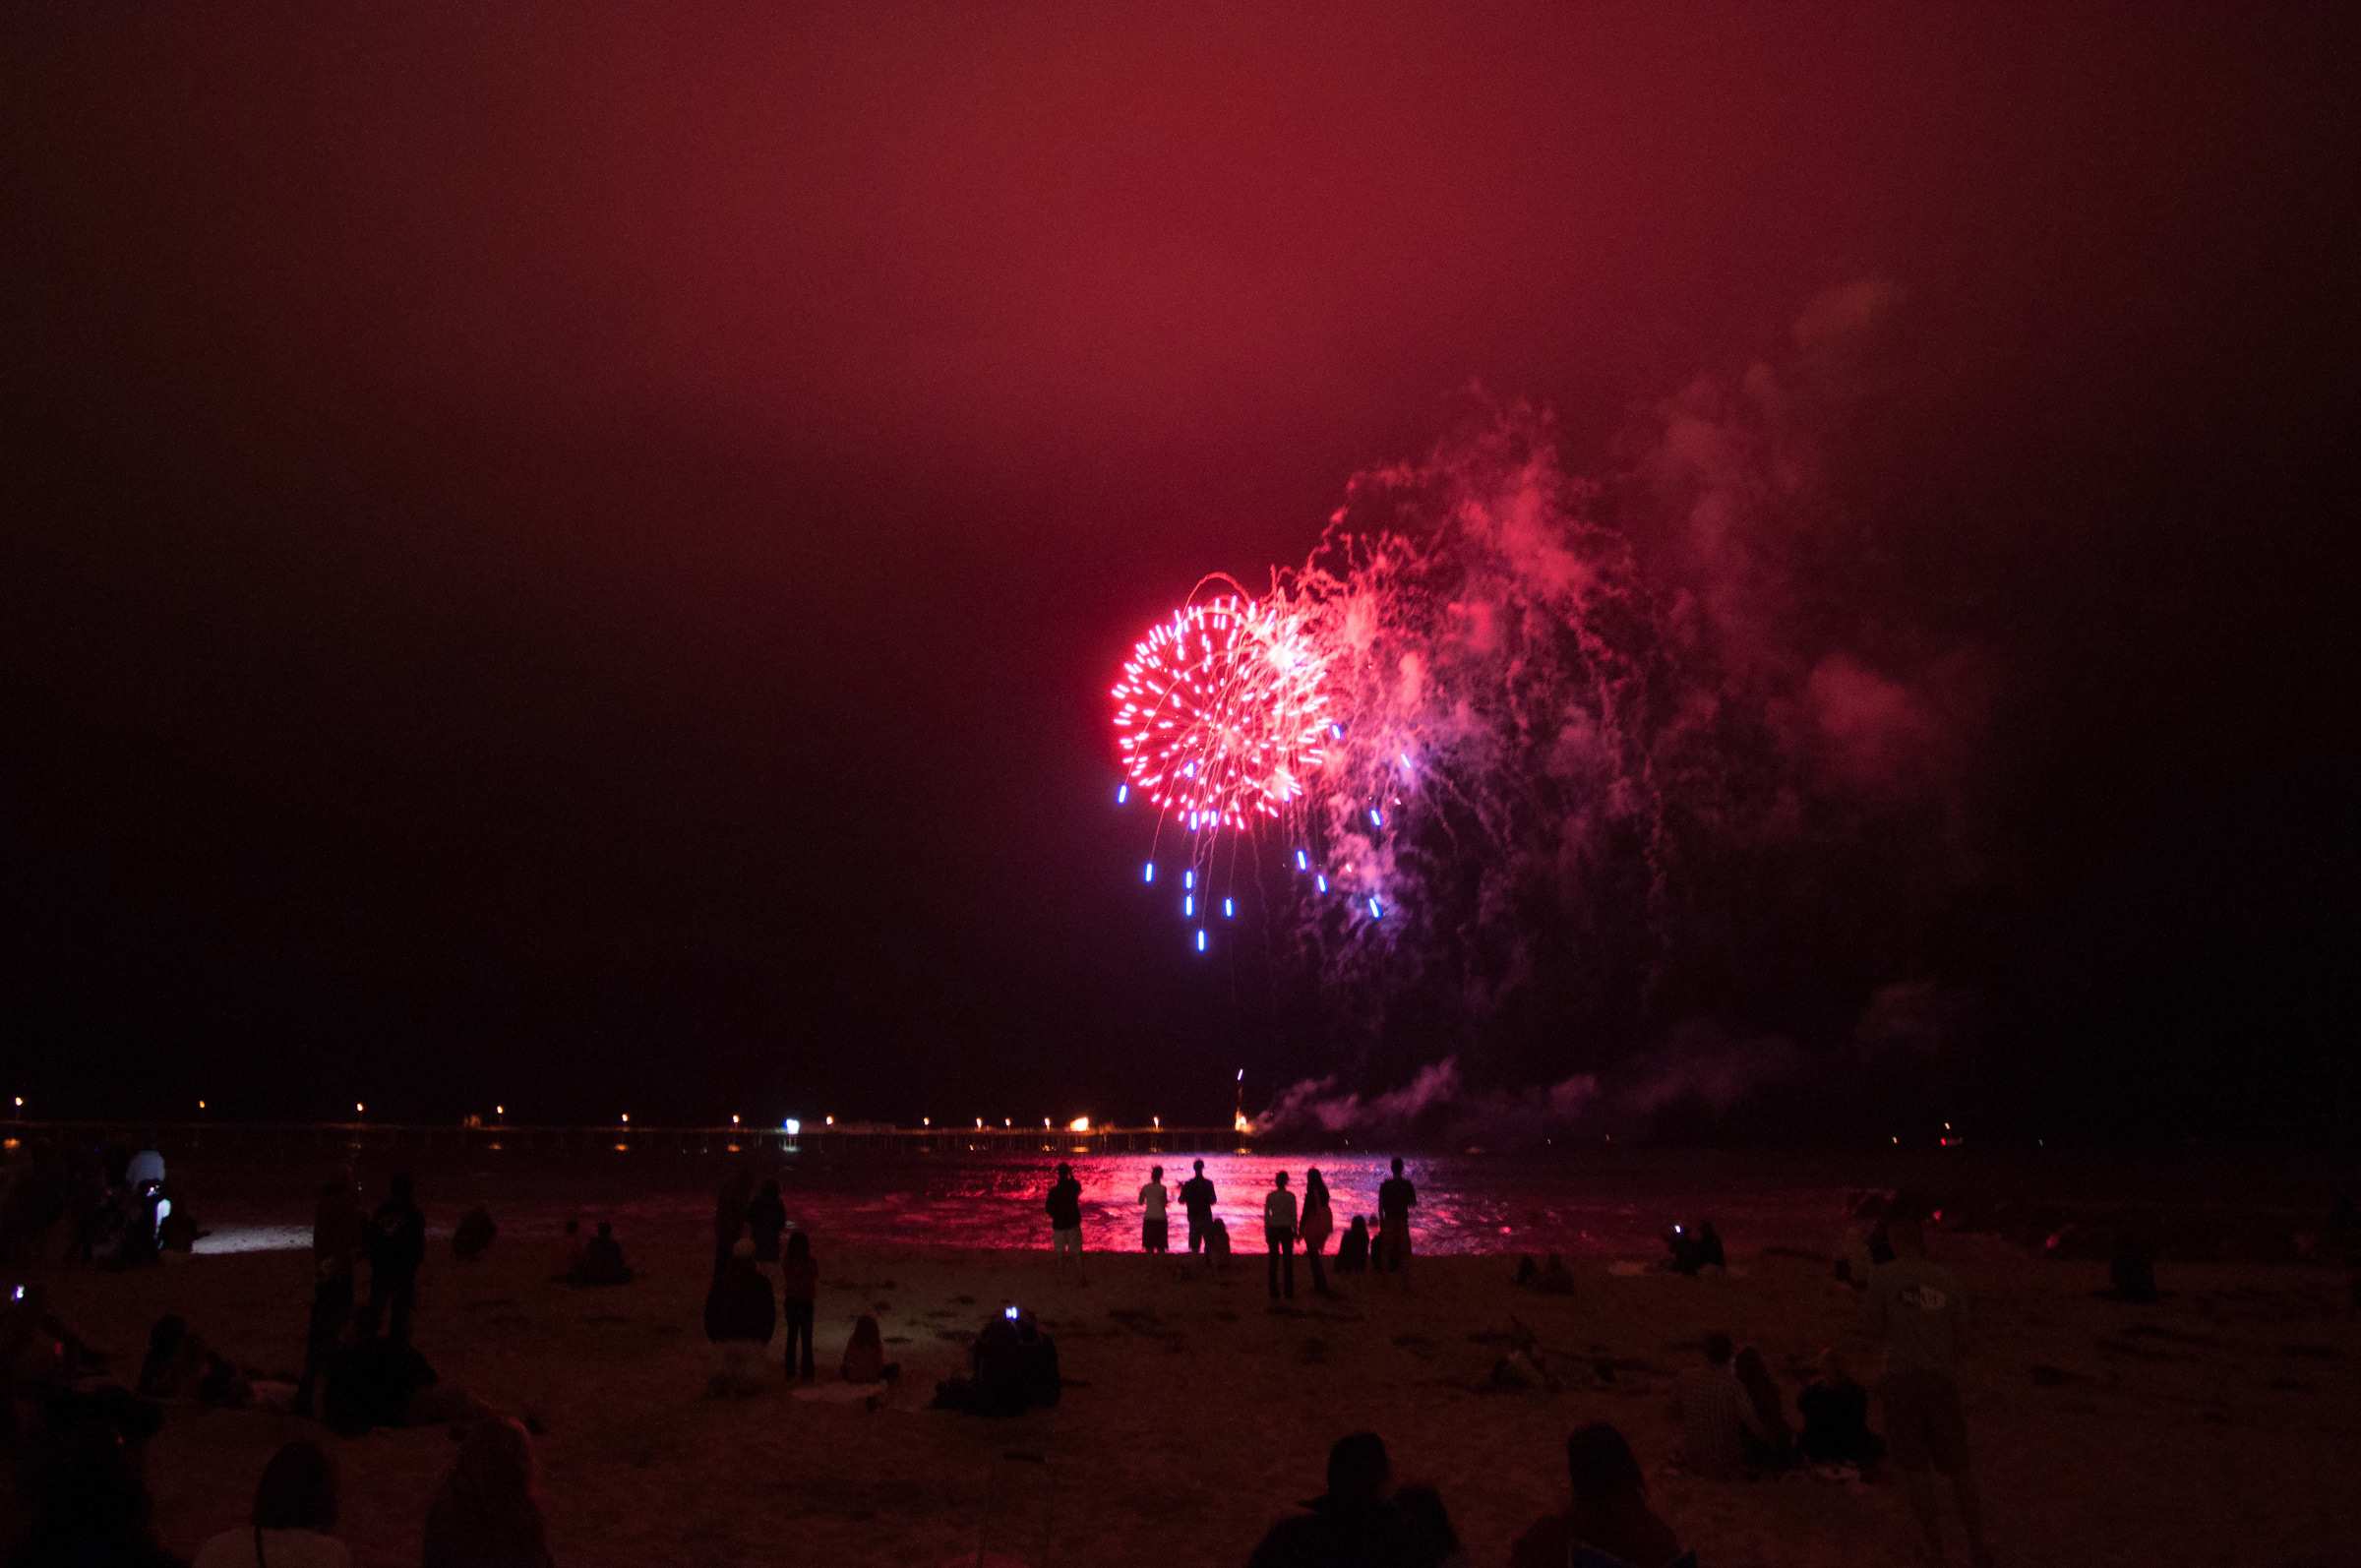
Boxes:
[167,1140,1864,1259]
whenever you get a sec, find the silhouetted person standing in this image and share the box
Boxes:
[1046,1162,1084,1279]
[779,1230,817,1380]
[1180,1159,1217,1255]
[703,1236,776,1395]
[1300,1167,1336,1297]
[1138,1164,1170,1253]
[361,1174,423,1347]
[746,1178,786,1264]
[296,1177,361,1416]
[1264,1171,1298,1300]
[1377,1158,1417,1283]
[1865,1211,1989,1568]
[712,1171,752,1283]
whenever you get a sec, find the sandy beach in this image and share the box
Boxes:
[21,1212,2360,1567]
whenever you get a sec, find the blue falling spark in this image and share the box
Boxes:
[1182,895,1194,918]
[1222,897,1235,919]
[1368,808,1383,828]
[1315,874,1328,894]
[1194,929,1207,953]
[1295,848,1308,872]
[1367,896,1383,919]
[1183,869,1194,890]
[1143,861,1156,885]
[1116,782,1128,804]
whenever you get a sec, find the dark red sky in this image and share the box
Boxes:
[4,5,2352,1133]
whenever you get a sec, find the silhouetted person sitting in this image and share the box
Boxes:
[423,1417,554,1568]
[452,1205,496,1263]
[1796,1348,1885,1470]
[1662,1221,1723,1276]
[1246,1431,1420,1568]
[7,1417,186,1568]
[574,1221,633,1286]
[1337,1216,1370,1274]
[840,1312,899,1385]
[551,1218,584,1282]
[156,1199,198,1256]
[1394,1484,1465,1568]
[1014,1310,1061,1408]
[360,1174,424,1346]
[138,1313,208,1399]
[1205,1215,1233,1264]
[746,1178,786,1263]
[1733,1345,1794,1471]
[318,1332,438,1436]
[1510,1422,1693,1568]
[931,1308,1059,1417]
[1514,1253,1575,1295]
[193,1439,348,1568]
[703,1236,775,1396]
[2105,1236,2160,1302]
[1670,1332,1748,1478]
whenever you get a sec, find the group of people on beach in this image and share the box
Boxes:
[1245,1201,1987,1568]
[1051,1156,1422,1299]
[5,1135,2010,1568]
[702,1170,892,1395]
[0,1139,195,1270]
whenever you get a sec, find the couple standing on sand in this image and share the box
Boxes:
[1258,1158,1418,1300]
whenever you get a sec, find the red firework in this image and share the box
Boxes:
[1111,592,1332,834]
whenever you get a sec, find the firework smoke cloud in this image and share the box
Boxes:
[1114,283,1988,1131]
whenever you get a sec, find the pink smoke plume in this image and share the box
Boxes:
[1240,279,1991,1117]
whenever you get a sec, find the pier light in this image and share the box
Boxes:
[731,1114,740,1126]
[975,1117,984,1129]
[1152,1116,1161,1128]
[1002,1117,1010,1128]
[354,1102,365,1116]
[824,1115,834,1127]
[620,1112,630,1124]
[495,1105,505,1116]
[11,1096,21,1109]
[922,1116,931,1127]
[197,1100,207,1112]
[1068,1116,1091,1133]
[783,1117,802,1135]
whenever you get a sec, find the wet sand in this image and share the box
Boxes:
[27,1218,2361,1566]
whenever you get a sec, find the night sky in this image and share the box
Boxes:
[5,5,2352,1137]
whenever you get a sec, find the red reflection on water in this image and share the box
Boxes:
[167,1147,1850,1259]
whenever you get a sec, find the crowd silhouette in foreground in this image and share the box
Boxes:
[0,1138,2043,1567]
